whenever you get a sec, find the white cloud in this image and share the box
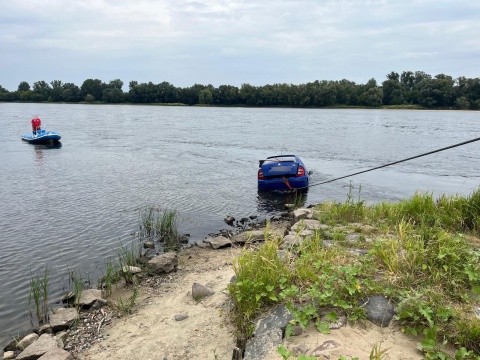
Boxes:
[0,0,479,90]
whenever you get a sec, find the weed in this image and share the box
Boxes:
[115,285,139,315]
[139,206,180,251]
[29,266,50,324]
[70,269,85,309]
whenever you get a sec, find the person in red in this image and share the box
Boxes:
[31,115,41,135]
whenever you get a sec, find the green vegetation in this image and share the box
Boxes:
[139,206,180,251]
[1,71,480,109]
[28,266,50,324]
[114,285,139,315]
[228,187,480,359]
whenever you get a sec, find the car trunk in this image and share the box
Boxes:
[261,161,299,179]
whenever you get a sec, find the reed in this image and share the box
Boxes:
[28,266,50,324]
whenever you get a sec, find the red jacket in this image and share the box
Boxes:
[31,118,41,130]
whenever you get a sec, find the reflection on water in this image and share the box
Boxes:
[256,188,309,213]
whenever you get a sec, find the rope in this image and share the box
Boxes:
[300,136,480,190]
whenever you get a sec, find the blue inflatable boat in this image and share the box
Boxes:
[22,129,61,144]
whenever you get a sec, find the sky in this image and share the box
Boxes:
[1,0,479,91]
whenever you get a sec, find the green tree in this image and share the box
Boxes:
[18,81,31,91]
[81,79,104,101]
[239,83,257,105]
[361,87,383,107]
[108,79,124,90]
[61,83,81,102]
[382,73,405,105]
[198,89,213,104]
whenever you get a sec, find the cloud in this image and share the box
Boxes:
[0,0,479,90]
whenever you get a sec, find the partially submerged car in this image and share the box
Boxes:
[258,155,311,190]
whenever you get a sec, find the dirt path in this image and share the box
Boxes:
[80,246,423,360]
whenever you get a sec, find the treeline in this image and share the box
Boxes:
[1,71,479,109]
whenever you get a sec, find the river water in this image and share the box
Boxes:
[0,103,479,348]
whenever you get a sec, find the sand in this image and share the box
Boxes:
[80,246,424,360]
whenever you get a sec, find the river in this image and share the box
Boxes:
[0,103,479,348]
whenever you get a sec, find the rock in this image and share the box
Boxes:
[179,235,190,244]
[318,308,347,330]
[192,283,215,301]
[204,236,232,249]
[91,298,108,310]
[244,327,282,360]
[291,219,327,231]
[292,344,309,356]
[16,333,39,351]
[276,250,289,262]
[143,240,155,249]
[289,229,314,238]
[3,351,15,359]
[174,313,189,321]
[292,208,311,222]
[290,325,303,336]
[224,216,235,225]
[231,230,265,244]
[361,296,395,327]
[195,241,208,249]
[279,234,301,250]
[148,252,178,274]
[16,333,57,360]
[49,308,79,332]
[230,275,237,284]
[254,304,294,335]
[249,215,258,220]
[122,266,142,274]
[54,332,68,344]
[284,203,295,210]
[345,233,361,242]
[311,340,341,356]
[33,323,53,336]
[475,306,480,320]
[61,292,75,304]
[38,347,74,360]
[79,289,104,308]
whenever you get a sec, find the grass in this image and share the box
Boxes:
[228,187,480,359]
[114,285,139,315]
[29,266,50,324]
[139,206,180,251]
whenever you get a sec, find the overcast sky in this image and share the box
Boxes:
[1,0,479,91]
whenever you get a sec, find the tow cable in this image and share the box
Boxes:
[283,176,292,190]
[297,136,480,190]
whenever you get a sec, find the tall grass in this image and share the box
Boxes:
[139,206,180,251]
[29,266,50,324]
[229,235,291,339]
[229,188,480,357]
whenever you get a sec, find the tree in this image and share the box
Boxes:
[50,80,64,102]
[61,83,81,102]
[81,79,104,101]
[18,81,30,91]
[455,96,470,109]
[386,71,400,82]
[198,89,213,104]
[108,79,124,90]
[239,83,257,105]
[102,88,124,103]
[361,87,383,107]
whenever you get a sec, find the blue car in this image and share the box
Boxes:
[258,155,311,190]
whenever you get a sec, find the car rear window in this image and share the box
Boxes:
[264,156,296,164]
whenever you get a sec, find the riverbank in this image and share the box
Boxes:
[3,189,480,360]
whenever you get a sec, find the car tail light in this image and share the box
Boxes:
[258,169,264,180]
[297,166,305,177]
